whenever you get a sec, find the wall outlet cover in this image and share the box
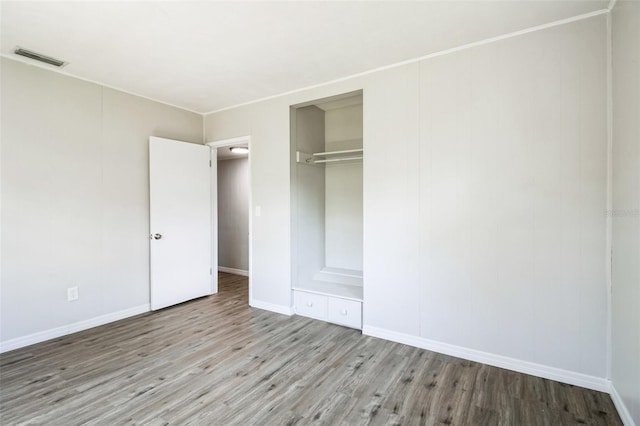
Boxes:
[67,286,78,301]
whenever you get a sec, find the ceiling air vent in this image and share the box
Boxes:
[14,47,67,67]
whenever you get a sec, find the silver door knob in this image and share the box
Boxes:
[153,233,162,240]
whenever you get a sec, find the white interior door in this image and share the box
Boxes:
[149,136,212,310]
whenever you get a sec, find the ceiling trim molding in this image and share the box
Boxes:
[204,8,609,116]
[0,53,204,116]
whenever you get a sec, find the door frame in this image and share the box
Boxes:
[206,136,252,303]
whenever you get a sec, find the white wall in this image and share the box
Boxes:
[217,158,249,271]
[204,15,609,384]
[418,16,607,377]
[364,62,423,337]
[611,1,640,423]
[1,58,202,347]
[325,105,363,271]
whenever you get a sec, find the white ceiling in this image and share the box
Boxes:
[1,1,608,114]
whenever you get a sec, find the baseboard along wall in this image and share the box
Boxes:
[610,383,637,426]
[250,299,294,316]
[218,266,249,276]
[362,325,611,393]
[0,304,150,353]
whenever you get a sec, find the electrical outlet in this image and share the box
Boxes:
[67,286,78,302]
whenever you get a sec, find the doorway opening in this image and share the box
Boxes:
[206,136,252,303]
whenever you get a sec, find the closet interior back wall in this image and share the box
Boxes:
[325,104,363,272]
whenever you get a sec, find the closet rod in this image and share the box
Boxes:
[314,156,363,164]
[313,148,363,157]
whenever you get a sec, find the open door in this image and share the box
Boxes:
[149,136,212,310]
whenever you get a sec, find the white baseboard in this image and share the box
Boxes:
[0,304,150,354]
[250,299,294,316]
[363,325,610,393]
[610,382,636,426]
[219,266,249,276]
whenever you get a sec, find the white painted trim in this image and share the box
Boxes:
[206,136,251,147]
[610,383,637,426]
[202,111,206,144]
[0,304,150,353]
[250,299,294,316]
[207,136,253,305]
[606,7,634,425]
[606,6,634,426]
[203,9,609,116]
[605,10,614,383]
[363,326,610,393]
[209,146,219,294]
[219,266,249,277]
[0,54,204,115]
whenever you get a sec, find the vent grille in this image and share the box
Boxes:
[14,47,67,67]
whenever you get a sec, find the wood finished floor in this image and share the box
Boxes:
[0,273,621,426]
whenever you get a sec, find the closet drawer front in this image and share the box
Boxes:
[327,298,362,329]
[293,291,327,320]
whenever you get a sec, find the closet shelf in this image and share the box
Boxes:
[293,281,363,302]
[315,267,363,285]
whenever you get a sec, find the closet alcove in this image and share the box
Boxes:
[290,91,363,330]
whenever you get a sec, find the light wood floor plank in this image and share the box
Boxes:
[0,273,621,425]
